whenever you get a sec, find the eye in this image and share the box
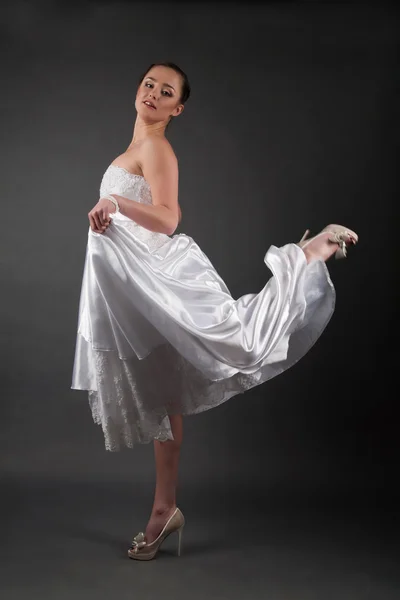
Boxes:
[145,82,153,88]
[162,90,172,97]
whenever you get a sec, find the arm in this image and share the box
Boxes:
[111,138,180,236]
[111,194,175,235]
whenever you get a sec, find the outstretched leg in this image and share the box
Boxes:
[144,414,183,544]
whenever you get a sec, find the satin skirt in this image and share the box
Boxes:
[71,216,335,451]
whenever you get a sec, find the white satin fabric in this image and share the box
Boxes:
[71,164,335,451]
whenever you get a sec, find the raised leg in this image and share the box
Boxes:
[144,414,183,544]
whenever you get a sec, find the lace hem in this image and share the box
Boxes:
[78,339,264,451]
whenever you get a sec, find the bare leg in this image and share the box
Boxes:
[144,414,183,543]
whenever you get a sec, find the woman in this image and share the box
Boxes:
[71,62,358,560]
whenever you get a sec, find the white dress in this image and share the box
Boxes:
[71,164,335,451]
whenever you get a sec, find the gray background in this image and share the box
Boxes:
[1,2,398,598]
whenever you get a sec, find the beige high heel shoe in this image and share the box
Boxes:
[128,507,185,561]
[298,224,358,259]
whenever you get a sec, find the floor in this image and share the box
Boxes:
[2,476,399,600]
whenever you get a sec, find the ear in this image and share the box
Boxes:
[172,104,185,118]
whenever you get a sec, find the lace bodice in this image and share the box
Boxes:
[99,164,169,251]
[100,164,153,205]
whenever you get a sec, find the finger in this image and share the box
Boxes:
[88,213,97,231]
[99,209,107,227]
[89,213,102,233]
[101,214,110,229]
[93,212,103,230]
[103,209,110,224]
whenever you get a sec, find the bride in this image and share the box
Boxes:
[71,61,358,561]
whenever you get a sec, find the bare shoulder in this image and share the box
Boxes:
[140,136,177,172]
[138,136,181,233]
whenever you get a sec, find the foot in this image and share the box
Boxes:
[144,505,177,544]
[301,231,341,263]
[300,226,358,264]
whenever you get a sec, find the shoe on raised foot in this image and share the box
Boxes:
[128,507,185,561]
[298,224,358,260]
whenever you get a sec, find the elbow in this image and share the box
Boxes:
[165,212,179,236]
[165,220,178,236]
[158,206,180,236]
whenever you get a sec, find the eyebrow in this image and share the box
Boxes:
[145,76,175,91]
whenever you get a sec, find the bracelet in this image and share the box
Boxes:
[103,194,120,214]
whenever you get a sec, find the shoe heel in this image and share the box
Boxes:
[334,244,347,259]
[177,525,184,557]
[299,229,310,244]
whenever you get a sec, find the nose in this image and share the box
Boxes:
[148,88,158,100]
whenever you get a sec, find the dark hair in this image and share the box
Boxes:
[138,61,191,106]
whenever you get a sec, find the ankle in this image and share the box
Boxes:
[302,237,338,264]
[151,504,176,517]
[302,246,326,264]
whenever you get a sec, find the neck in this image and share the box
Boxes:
[129,115,169,147]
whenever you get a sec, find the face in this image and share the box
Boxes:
[135,65,184,123]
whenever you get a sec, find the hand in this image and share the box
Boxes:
[88,197,116,233]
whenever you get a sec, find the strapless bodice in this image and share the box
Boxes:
[97,163,170,251]
[100,164,152,206]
